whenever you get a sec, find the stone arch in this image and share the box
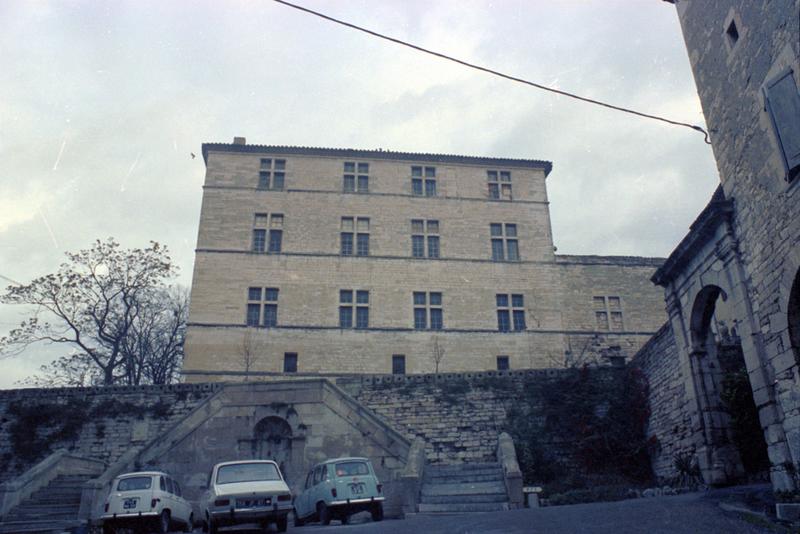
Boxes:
[690,284,728,352]
[789,267,800,362]
[252,416,293,474]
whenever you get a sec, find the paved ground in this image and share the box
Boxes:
[277,490,777,534]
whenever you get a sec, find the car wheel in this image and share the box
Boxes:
[317,502,332,526]
[371,502,384,522]
[184,513,194,532]
[102,525,115,534]
[208,517,218,534]
[157,510,171,533]
[275,515,288,533]
[293,508,305,527]
[341,513,350,525]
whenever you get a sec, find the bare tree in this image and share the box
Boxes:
[240,328,266,380]
[432,336,445,374]
[18,352,102,388]
[121,286,188,385]
[1,238,178,385]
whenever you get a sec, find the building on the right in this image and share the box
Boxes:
[646,0,800,489]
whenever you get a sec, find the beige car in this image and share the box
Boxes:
[203,460,293,533]
[101,471,193,533]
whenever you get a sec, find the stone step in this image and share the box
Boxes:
[423,472,505,484]
[421,481,507,497]
[420,493,509,504]
[417,502,510,513]
[0,519,82,534]
[6,505,80,516]
[426,462,501,472]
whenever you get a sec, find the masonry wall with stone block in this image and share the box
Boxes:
[669,0,800,489]
[631,323,696,480]
[0,383,219,484]
[184,144,668,380]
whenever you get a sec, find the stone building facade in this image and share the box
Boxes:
[183,142,666,379]
[644,0,800,489]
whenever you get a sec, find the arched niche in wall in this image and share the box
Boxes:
[253,415,293,474]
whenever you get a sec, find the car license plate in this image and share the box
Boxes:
[236,497,270,508]
[123,498,138,509]
[349,483,365,495]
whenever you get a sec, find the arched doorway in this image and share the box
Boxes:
[252,416,293,474]
[789,268,800,362]
[690,285,768,478]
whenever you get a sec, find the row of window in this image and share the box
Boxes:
[257,159,518,198]
[251,214,520,261]
[247,288,625,332]
[245,288,529,331]
[275,352,510,374]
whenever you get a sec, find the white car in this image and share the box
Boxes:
[203,460,293,533]
[101,471,194,534]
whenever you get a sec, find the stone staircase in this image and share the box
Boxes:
[0,474,92,534]
[418,462,510,513]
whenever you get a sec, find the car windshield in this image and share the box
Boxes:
[216,463,281,484]
[335,461,370,477]
[117,476,153,491]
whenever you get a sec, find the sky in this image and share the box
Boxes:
[0,0,720,388]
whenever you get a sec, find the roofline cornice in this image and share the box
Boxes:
[201,143,553,176]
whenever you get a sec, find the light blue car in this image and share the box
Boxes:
[293,457,384,526]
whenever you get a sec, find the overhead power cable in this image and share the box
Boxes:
[273,0,711,144]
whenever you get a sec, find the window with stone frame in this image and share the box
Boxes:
[411,166,437,196]
[487,170,512,200]
[339,289,369,329]
[496,355,510,371]
[413,291,443,330]
[594,295,623,331]
[343,161,370,193]
[763,68,800,182]
[496,293,526,332]
[411,219,440,258]
[392,354,406,375]
[258,158,286,190]
[252,213,283,253]
[490,223,519,261]
[340,217,370,256]
[246,287,279,327]
[283,352,298,373]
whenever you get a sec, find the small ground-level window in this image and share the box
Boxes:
[392,354,406,375]
[496,355,510,371]
[283,352,298,373]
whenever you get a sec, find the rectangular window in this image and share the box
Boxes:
[763,68,800,180]
[497,355,510,371]
[594,296,623,331]
[283,353,298,373]
[340,289,368,329]
[490,223,520,261]
[487,170,512,200]
[257,158,286,190]
[392,354,406,375]
[356,233,370,256]
[411,219,440,258]
[253,213,283,253]
[497,293,525,332]
[411,166,437,196]
[343,161,370,192]
[252,229,266,253]
[413,291,443,330]
[246,287,279,327]
[268,230,282,253]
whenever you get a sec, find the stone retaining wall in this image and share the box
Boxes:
[0,383,220,483]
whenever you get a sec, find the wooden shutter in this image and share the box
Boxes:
[764,69,800,176]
